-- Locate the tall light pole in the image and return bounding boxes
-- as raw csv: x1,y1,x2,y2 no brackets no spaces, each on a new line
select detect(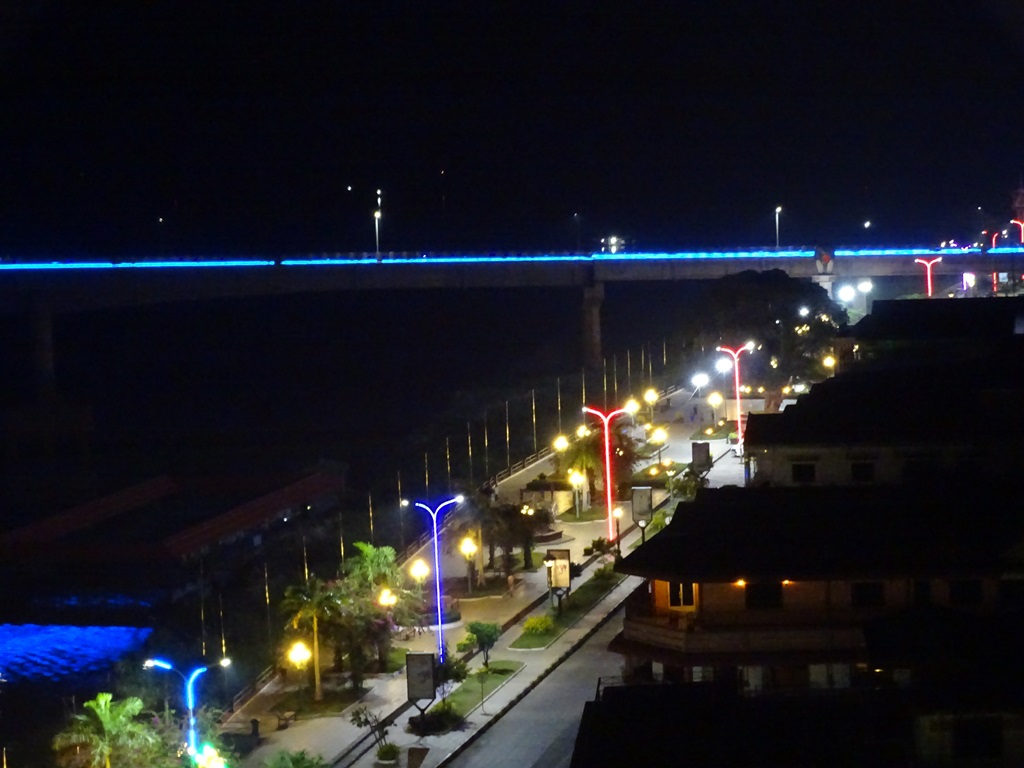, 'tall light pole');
373,209,382,257
582,400,640,543
569,469,585,519
414,495,464,661
144,657,230,756
716,342,755,451
459,536,477,594
775,206,782,249
914,256,942,298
